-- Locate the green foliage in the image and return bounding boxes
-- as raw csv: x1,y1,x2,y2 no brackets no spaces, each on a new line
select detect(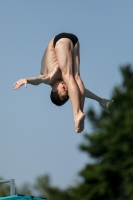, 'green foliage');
74,65,133,200
0,177,10,197
33,174,75,200
16,183,33,196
